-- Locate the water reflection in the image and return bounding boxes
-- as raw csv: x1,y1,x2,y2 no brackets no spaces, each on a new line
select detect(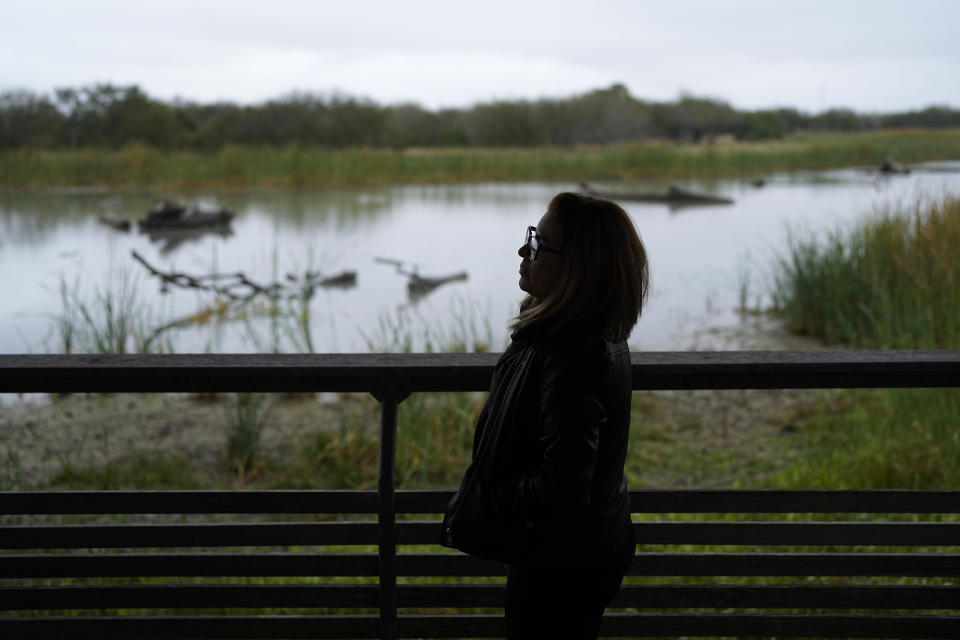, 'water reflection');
239,187,396,232
144,226,235,255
